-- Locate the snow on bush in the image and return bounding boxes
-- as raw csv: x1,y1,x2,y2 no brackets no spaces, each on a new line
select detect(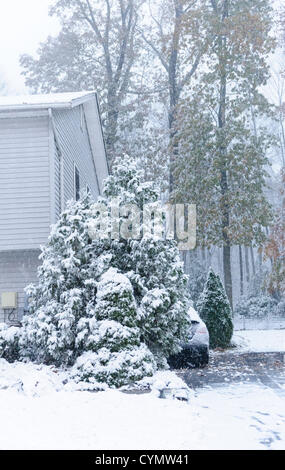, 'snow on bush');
19,195,98,366
275,299,285,317
71,268,155,388
0,324,20,362
95,157,191,364
234,266,283,319
235,294,278,319
187,258,208,309
71,345,155,389
131,237,190,367
197,268,233,349
6,156,190,388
